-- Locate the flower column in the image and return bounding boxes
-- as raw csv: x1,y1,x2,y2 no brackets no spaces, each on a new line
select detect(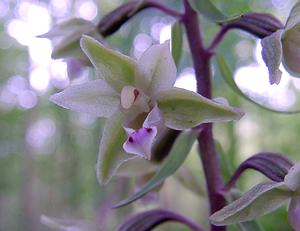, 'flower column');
182,1,226,231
